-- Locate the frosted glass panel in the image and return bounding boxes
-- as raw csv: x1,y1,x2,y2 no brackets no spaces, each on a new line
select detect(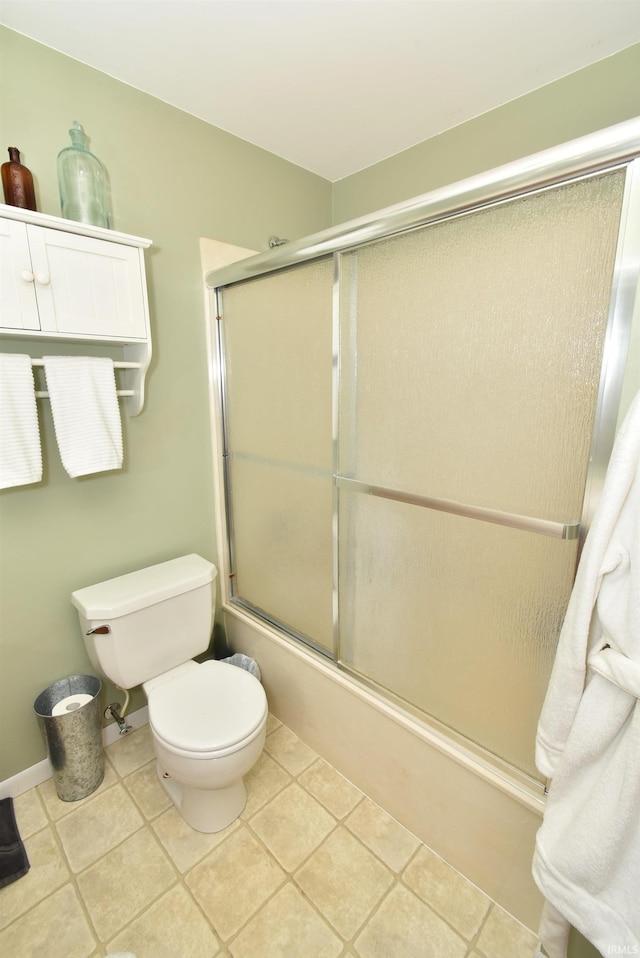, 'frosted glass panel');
224,260,334,471
230,458,334,651
339,171,625,521
221,259,334,652
338,492,578,778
